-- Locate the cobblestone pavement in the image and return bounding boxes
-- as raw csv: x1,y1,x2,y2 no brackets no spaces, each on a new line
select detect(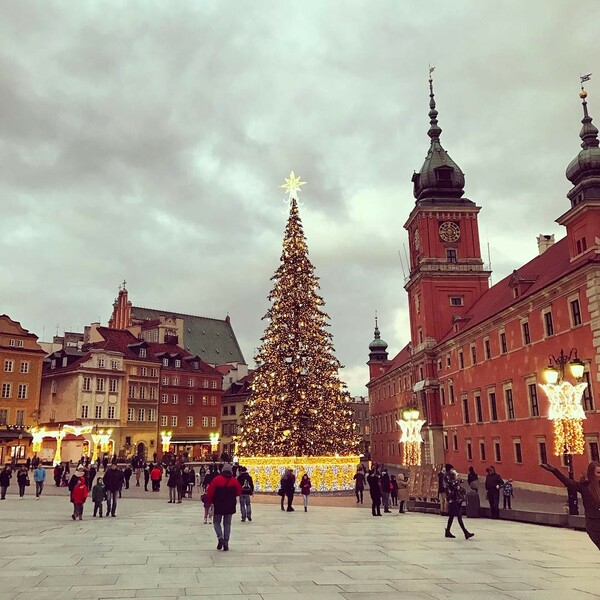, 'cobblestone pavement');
0,489,598,600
